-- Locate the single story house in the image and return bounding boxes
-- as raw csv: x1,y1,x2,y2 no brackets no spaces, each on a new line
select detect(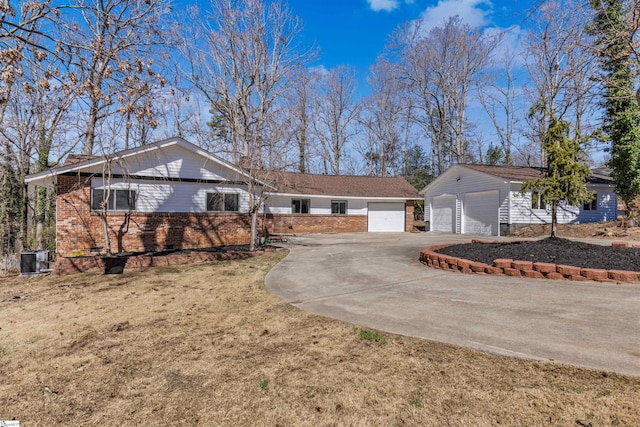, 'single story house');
25,137,421,257
420,164,617,236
